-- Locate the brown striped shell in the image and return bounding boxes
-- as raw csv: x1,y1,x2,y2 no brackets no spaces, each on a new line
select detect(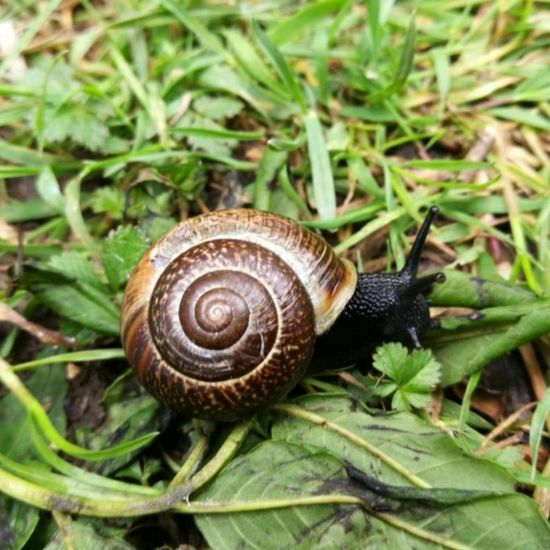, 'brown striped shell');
120,209,357,420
